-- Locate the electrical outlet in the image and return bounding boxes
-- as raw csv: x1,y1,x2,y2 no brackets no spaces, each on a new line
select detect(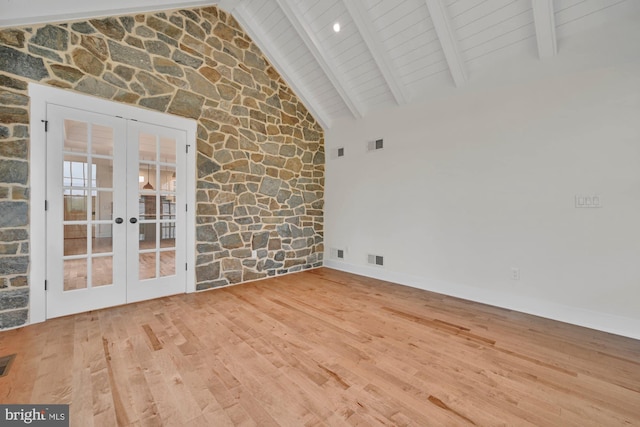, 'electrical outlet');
252,250,258,258
511,268,520,281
